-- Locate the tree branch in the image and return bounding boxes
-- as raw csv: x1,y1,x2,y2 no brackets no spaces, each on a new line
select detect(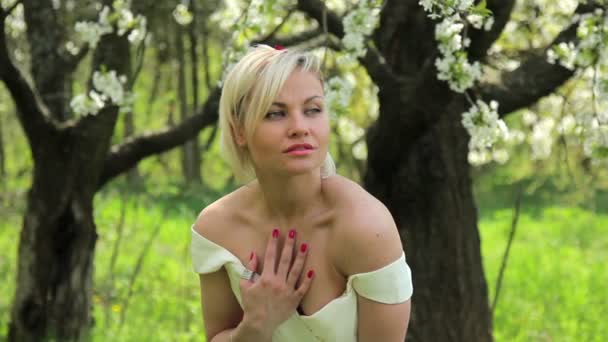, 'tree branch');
296,0,400,90
254,27,324,48
468,0,517,61
0,8,54,149
296,0,344,38
478,3,601,117
254,8,295,44
22,0,73,120
98,88,221,188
